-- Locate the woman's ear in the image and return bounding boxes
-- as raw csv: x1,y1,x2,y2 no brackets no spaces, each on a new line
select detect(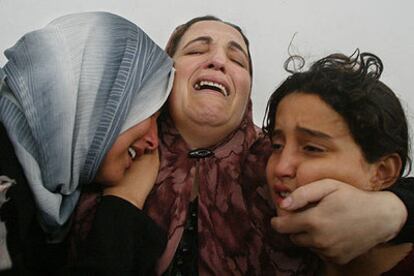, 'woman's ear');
370,153,402,190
